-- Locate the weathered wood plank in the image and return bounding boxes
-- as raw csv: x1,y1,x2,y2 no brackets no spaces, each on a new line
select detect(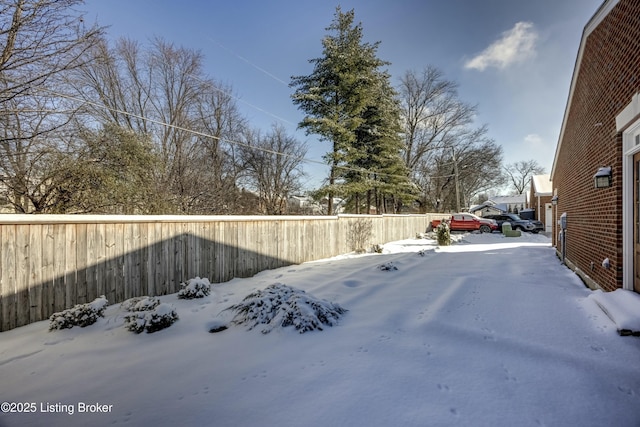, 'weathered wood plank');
15,225,30,327
75,223,88,304
52,224,67,313
28,224,42,323
41,224,55,320
1,225,16,331
64,224,77,309
104,223,118,304
157,222,169,296
124,224,142,302
139,222,151,297
95,223,106,299
172,223,184,292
